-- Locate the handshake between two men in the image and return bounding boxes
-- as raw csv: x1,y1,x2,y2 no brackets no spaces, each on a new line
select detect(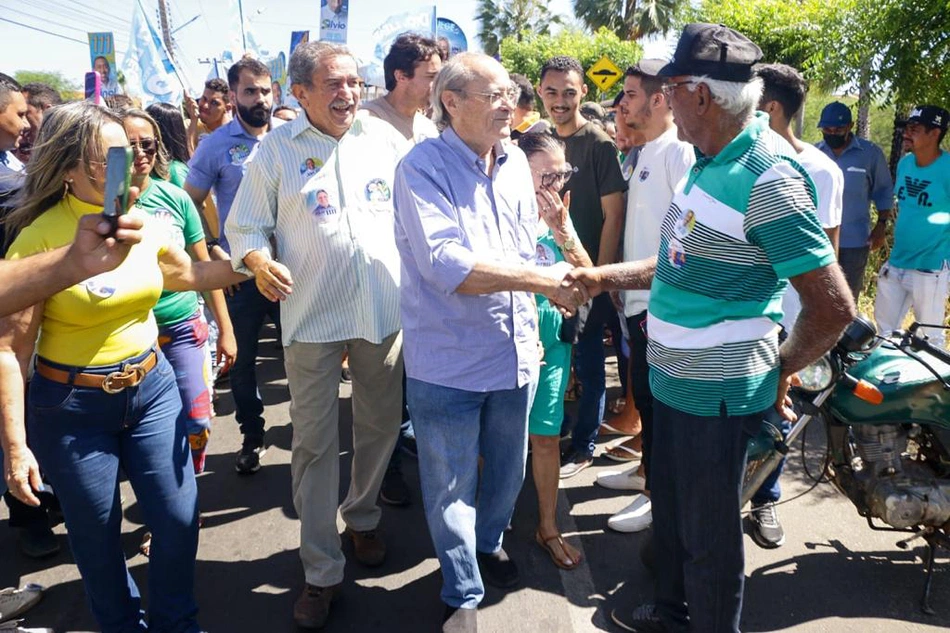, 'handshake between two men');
539,257,659,318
